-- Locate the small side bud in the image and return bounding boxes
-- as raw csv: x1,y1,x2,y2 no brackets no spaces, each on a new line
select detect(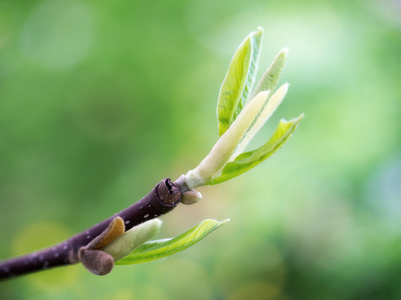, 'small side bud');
78,248,114,276
181,190,202,205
